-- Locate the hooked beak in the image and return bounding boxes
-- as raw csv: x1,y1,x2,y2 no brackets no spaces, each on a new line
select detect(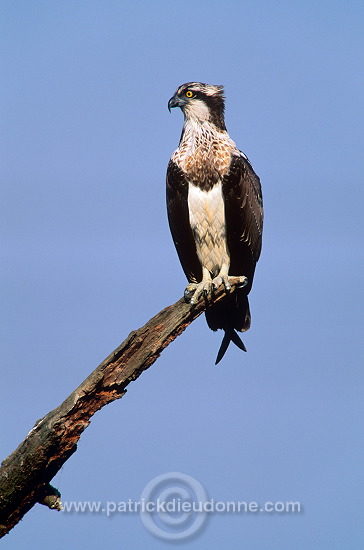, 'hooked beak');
168,94,186,112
